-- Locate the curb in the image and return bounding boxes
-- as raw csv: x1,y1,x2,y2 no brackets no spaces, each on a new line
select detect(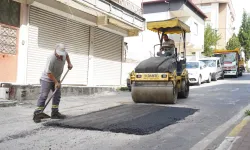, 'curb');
190,104,250,150
215,116,250,150
0,100,17,107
